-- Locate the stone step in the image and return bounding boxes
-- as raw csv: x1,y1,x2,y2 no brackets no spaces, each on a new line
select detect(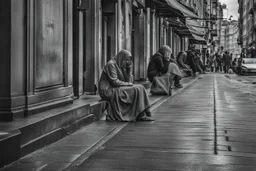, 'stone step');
20,114,95,156
0,96,107,168
0,130,20,168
